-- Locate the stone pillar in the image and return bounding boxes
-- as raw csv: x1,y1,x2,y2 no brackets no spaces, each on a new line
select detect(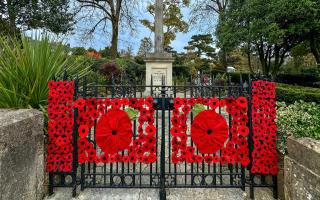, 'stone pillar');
284,137,320,200
145,0,173,90
0,109,45,200
155,0,164,53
